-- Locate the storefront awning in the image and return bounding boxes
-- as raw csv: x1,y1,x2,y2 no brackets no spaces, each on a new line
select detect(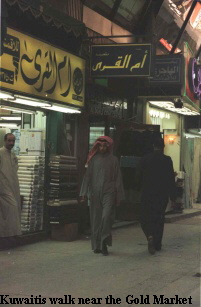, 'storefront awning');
148,99,200,116
5,0,86,38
